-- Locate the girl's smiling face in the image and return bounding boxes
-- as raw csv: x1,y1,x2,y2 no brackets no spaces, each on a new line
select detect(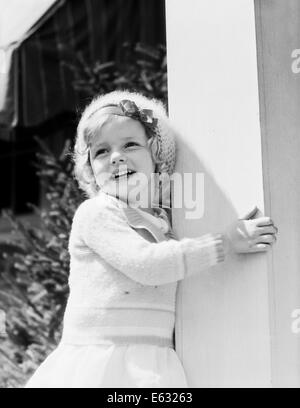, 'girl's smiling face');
89,115,156,207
